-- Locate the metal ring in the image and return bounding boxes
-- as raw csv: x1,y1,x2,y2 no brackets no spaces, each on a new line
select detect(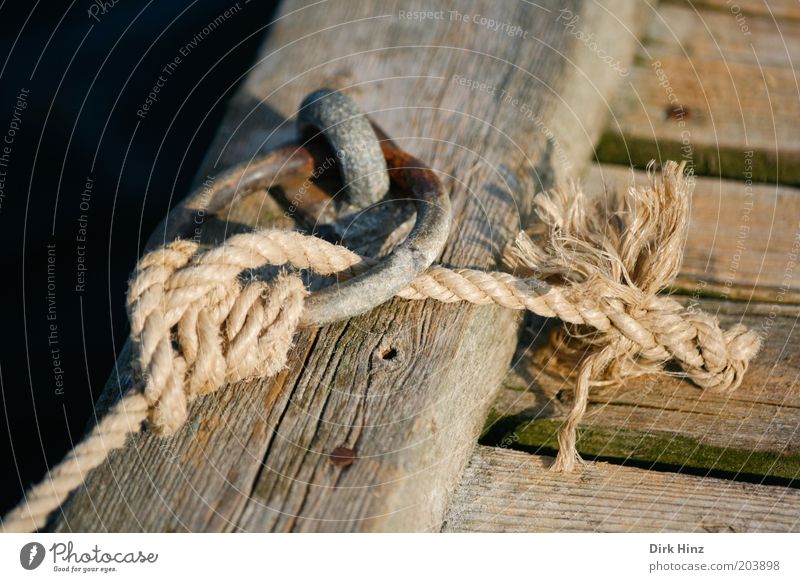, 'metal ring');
155,126,451,328
297,88,389,209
